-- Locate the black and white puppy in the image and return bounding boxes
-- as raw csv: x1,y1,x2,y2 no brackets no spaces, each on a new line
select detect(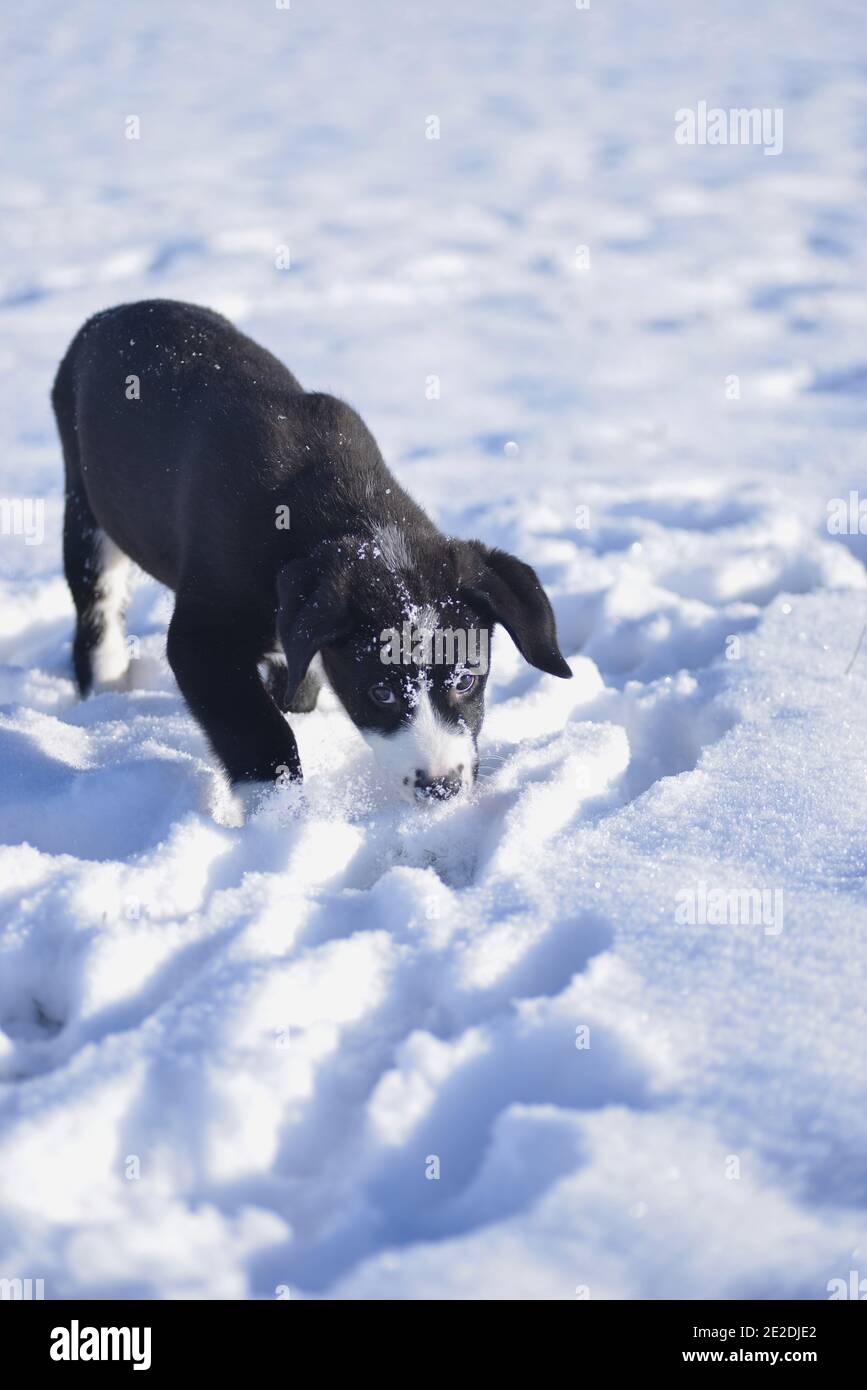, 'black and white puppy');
53,300,571,807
